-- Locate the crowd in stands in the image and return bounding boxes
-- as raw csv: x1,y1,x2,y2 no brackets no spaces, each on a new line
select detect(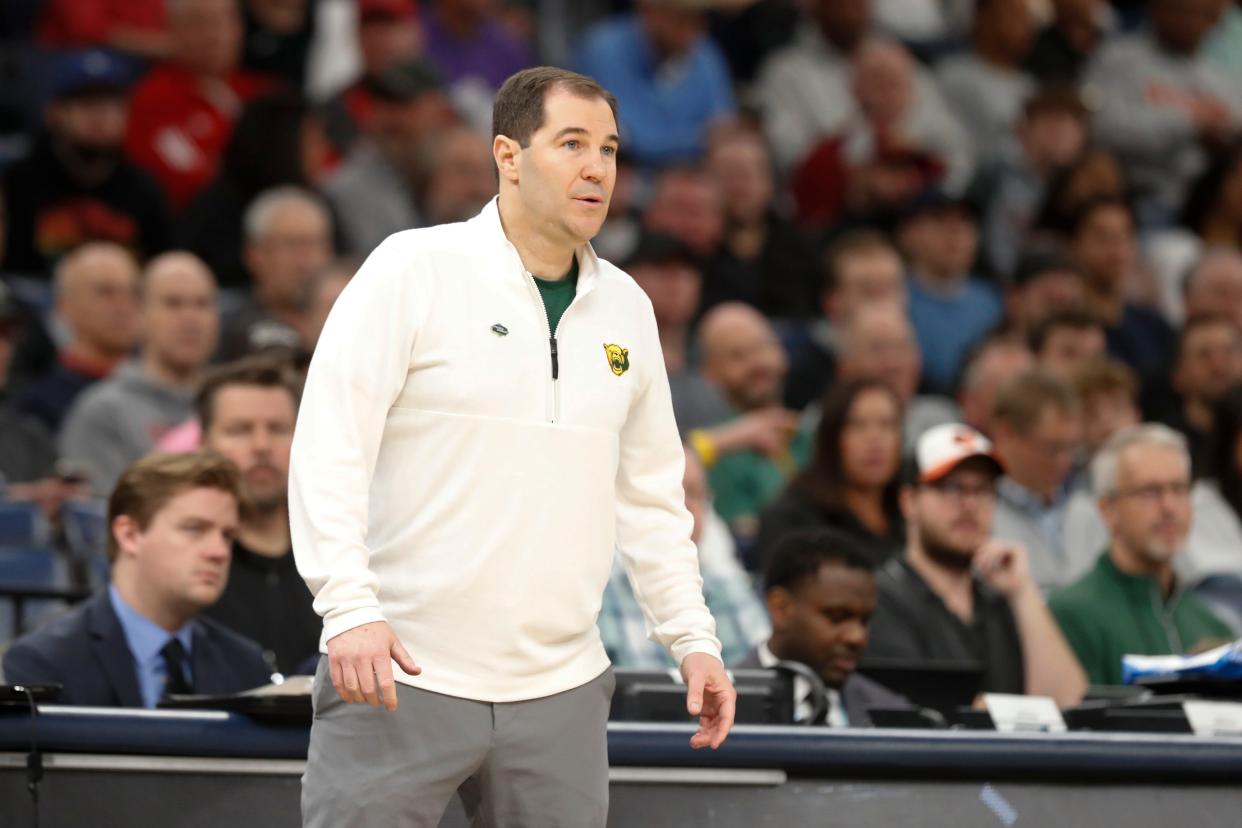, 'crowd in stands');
2,0,1242,724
